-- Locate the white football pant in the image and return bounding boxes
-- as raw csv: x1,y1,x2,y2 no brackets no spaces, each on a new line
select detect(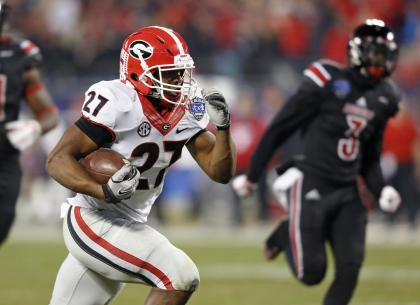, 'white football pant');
49,204,200,305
